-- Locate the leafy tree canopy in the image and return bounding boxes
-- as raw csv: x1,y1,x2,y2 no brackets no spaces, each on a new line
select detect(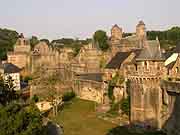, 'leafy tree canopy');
0,102,47,135
93,30,109,51
51,38,91,48
0,28,19,60
30,36,39,50
0,75,19,105
0,75,47,135
147,26,180,50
